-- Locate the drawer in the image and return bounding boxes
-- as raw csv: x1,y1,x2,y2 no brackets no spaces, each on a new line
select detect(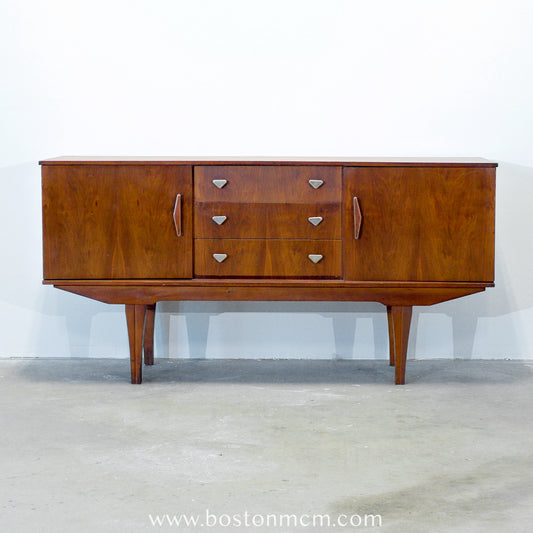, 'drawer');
195,202,341,239
195,165,341,203
194,239,342,278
